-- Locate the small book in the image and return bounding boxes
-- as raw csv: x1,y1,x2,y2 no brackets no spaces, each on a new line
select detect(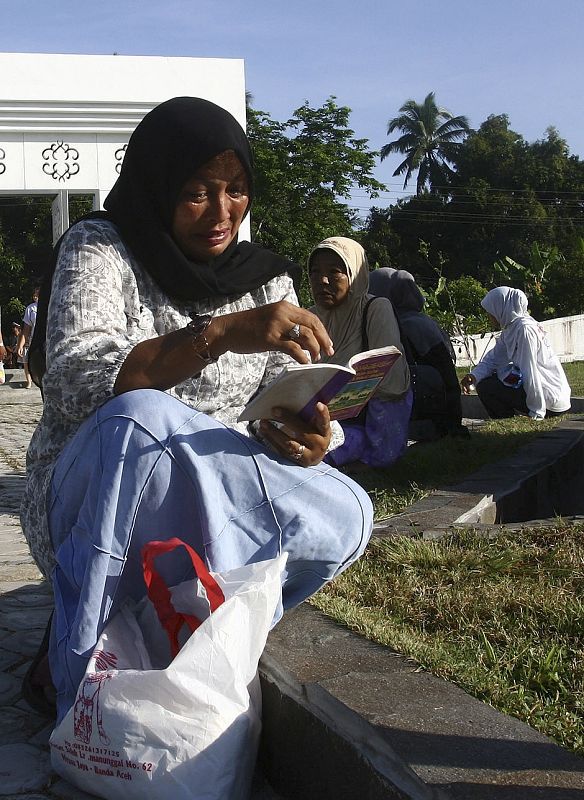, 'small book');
237,346,402,423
